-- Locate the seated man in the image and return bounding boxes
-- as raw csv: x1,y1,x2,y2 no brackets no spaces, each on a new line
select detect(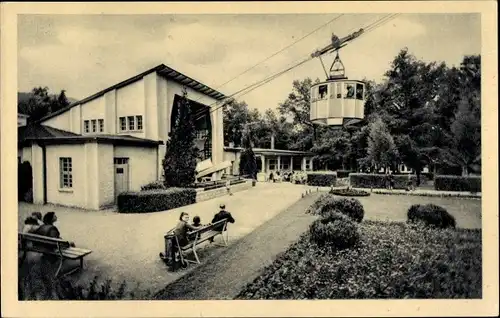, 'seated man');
209,204,235,242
